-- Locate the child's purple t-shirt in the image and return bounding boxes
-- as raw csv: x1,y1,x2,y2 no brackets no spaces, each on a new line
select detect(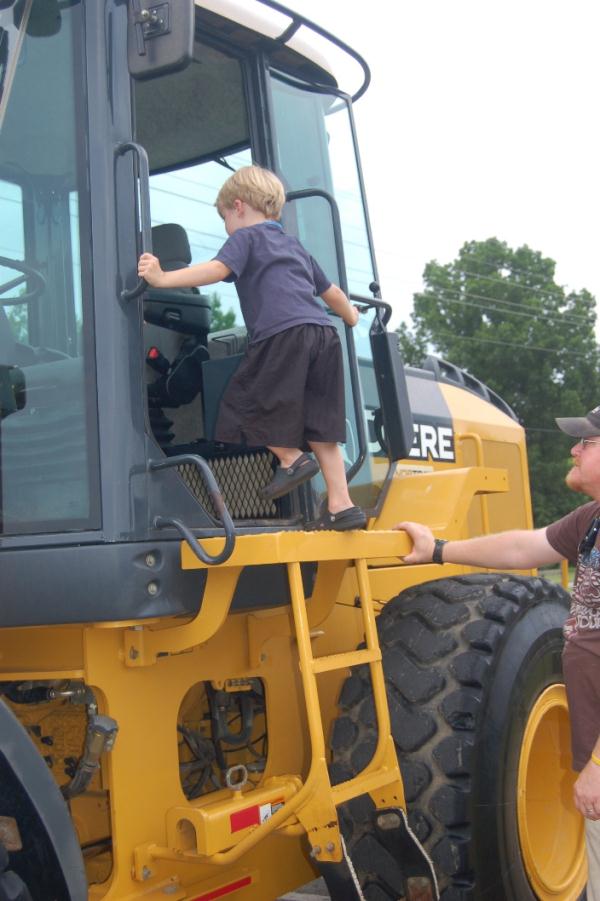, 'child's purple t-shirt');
214,221,333,344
